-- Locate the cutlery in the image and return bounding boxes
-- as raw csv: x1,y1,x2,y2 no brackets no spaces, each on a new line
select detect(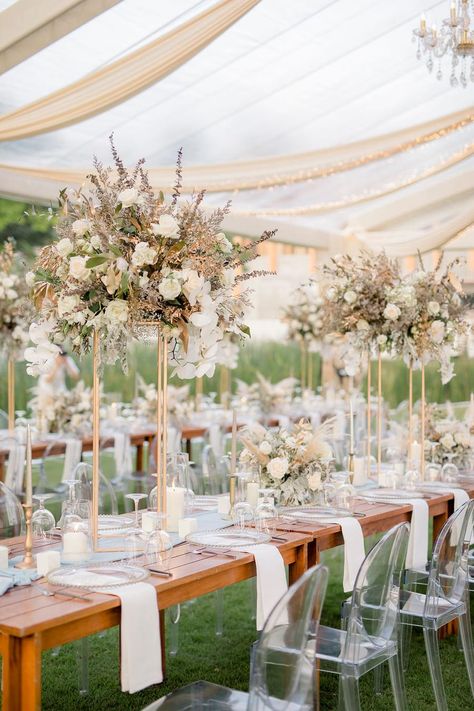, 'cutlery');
30,581,91,601
270,535,287,542
147,567,173,577
192,547,237,559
